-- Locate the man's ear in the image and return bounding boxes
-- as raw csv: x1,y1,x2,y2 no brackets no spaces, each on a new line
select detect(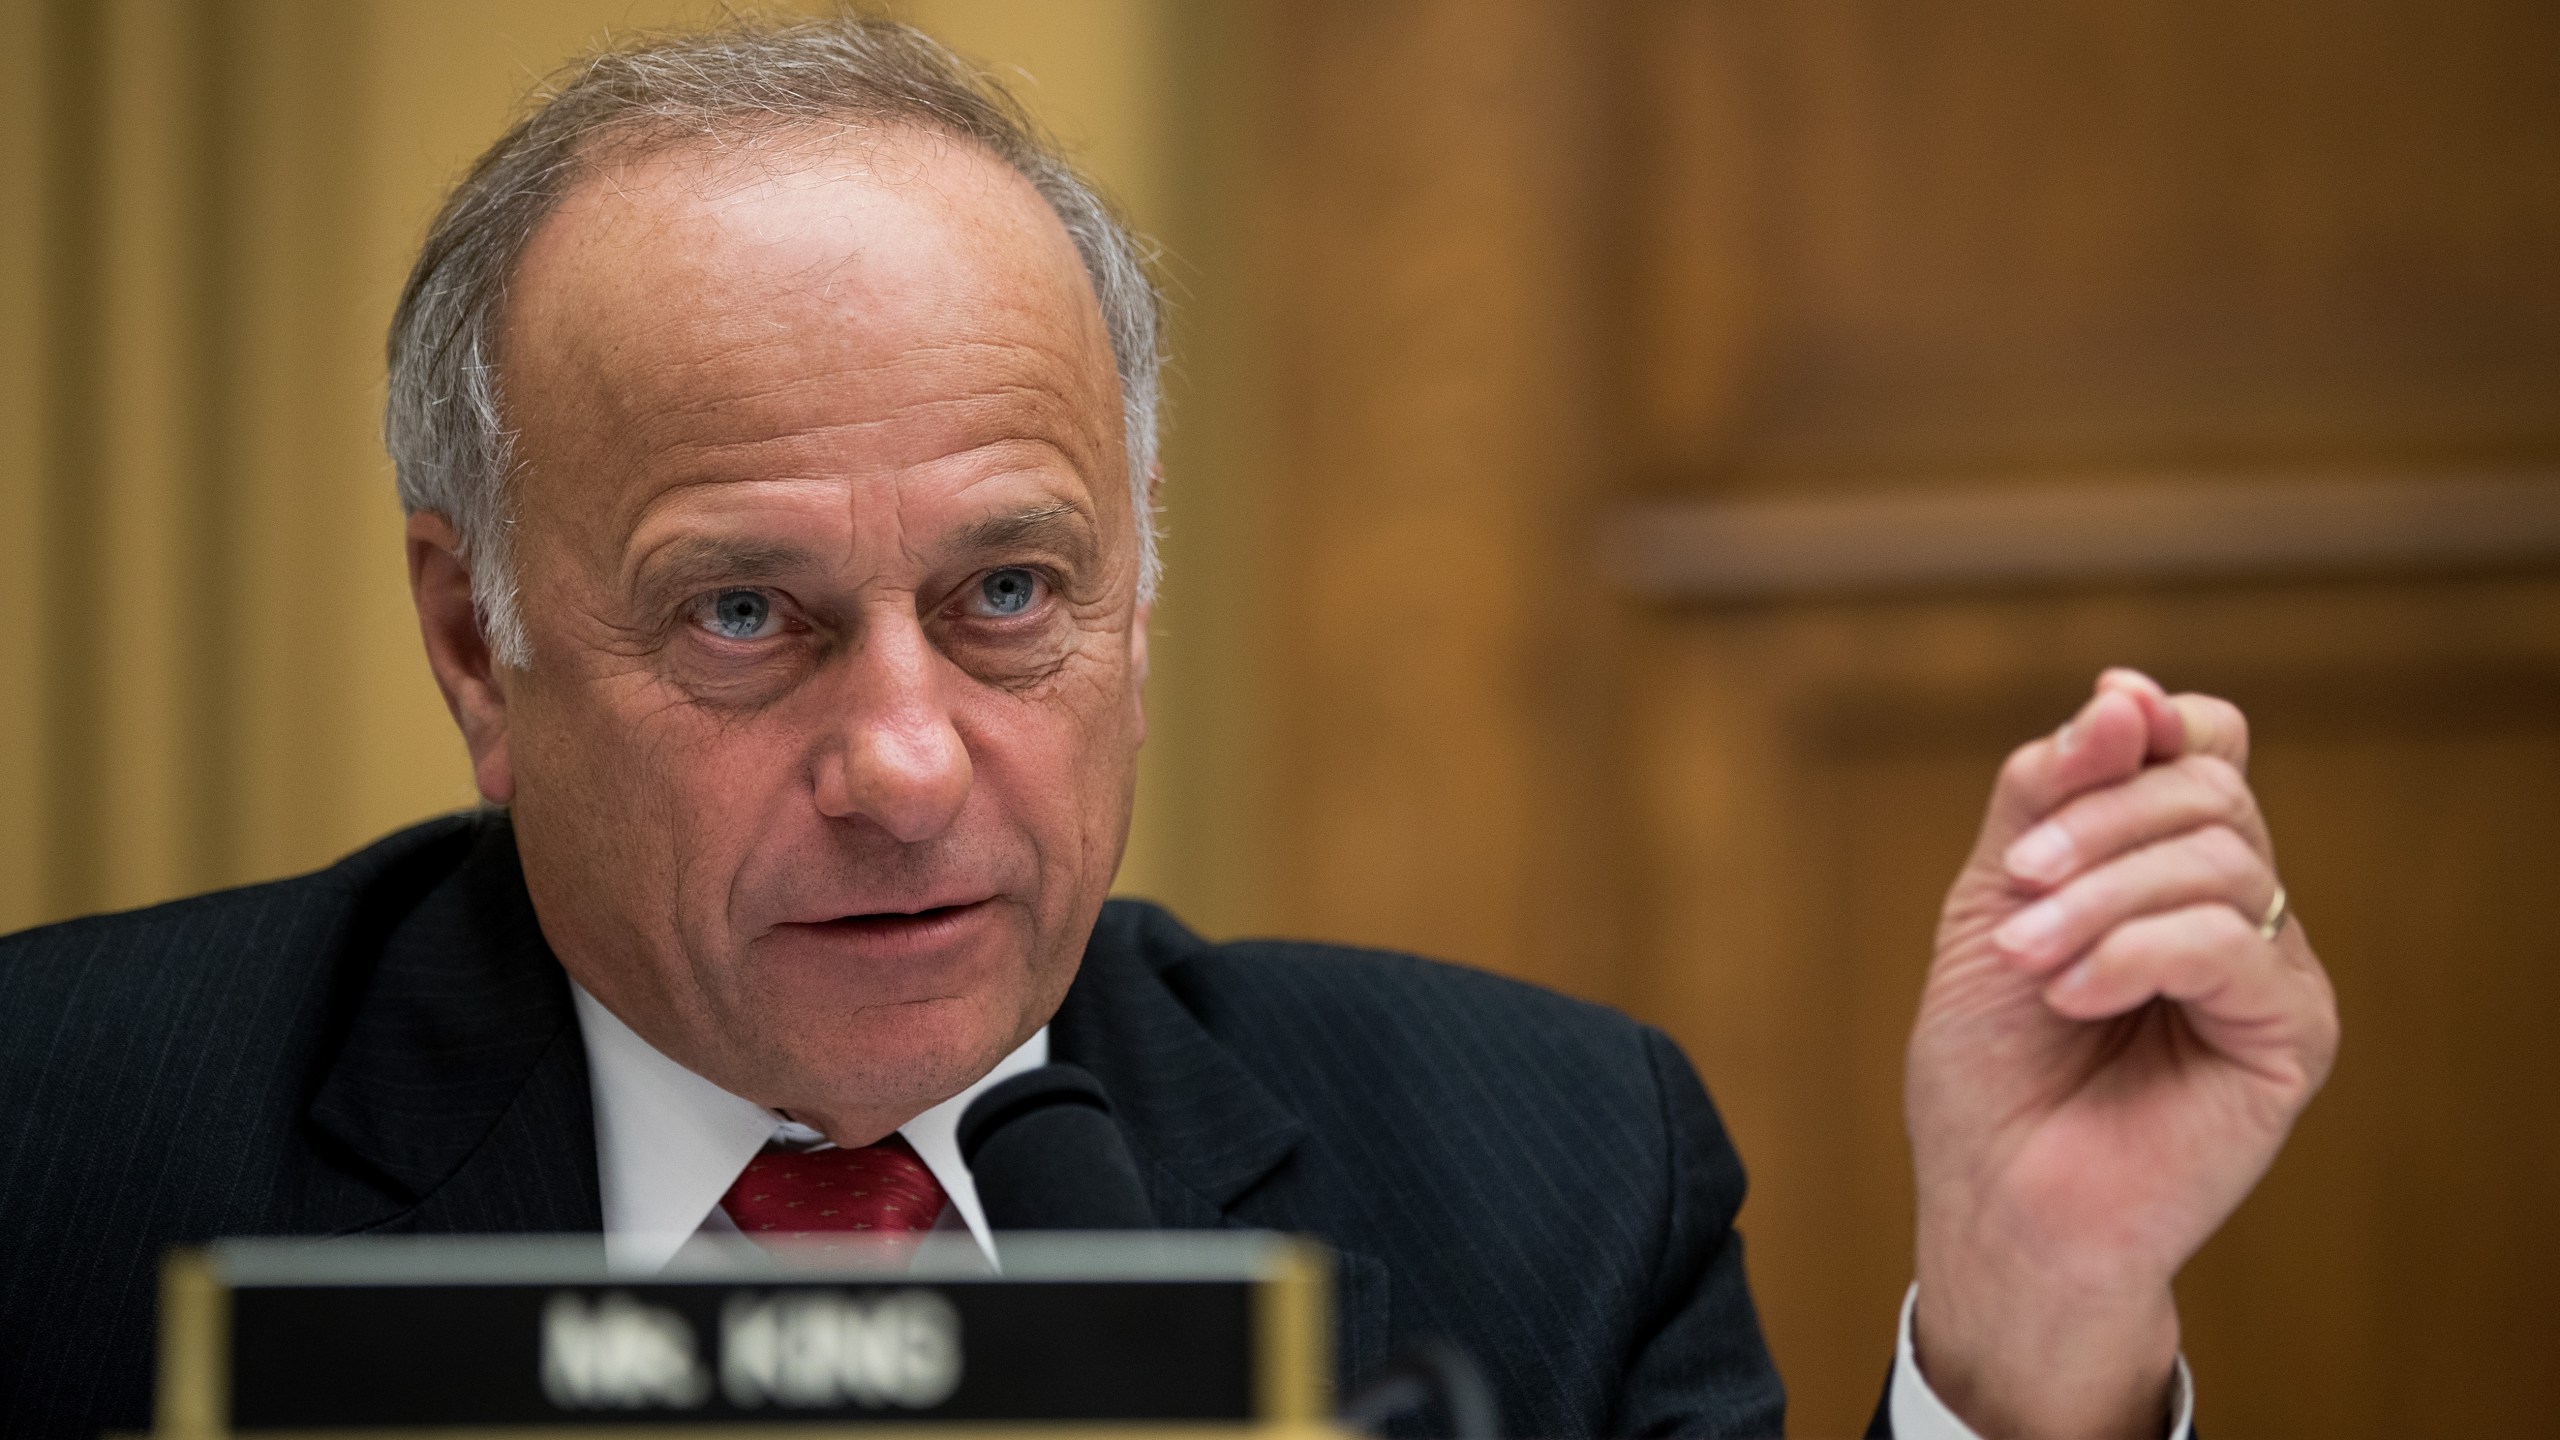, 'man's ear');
407,511,517,804
1126,460,1163,742
1127,596,1153,746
